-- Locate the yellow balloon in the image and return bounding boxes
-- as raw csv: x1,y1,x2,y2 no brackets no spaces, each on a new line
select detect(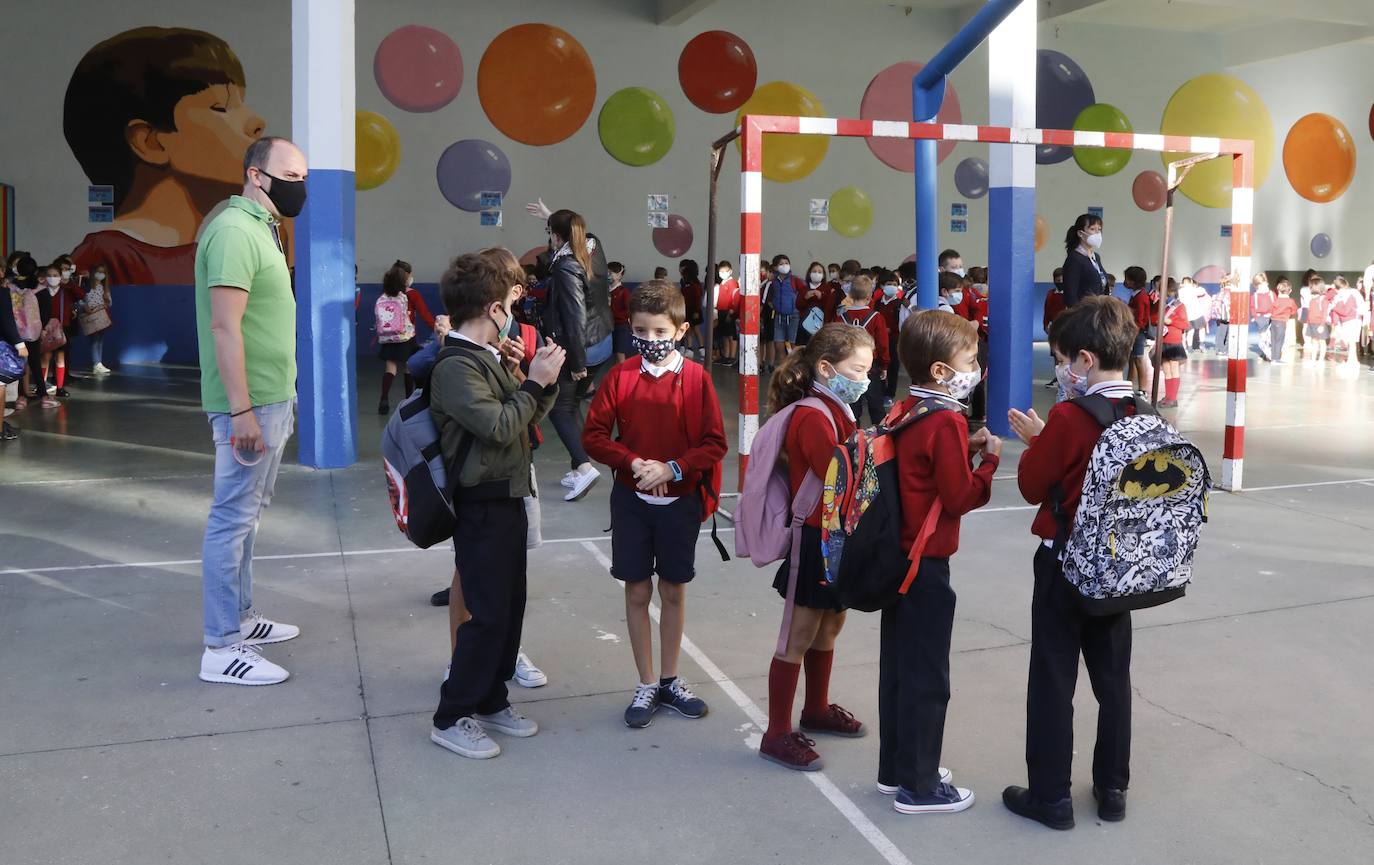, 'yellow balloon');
356,110,400,191
829,187,873,238
735,81,828,183
1159,74,1273,209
